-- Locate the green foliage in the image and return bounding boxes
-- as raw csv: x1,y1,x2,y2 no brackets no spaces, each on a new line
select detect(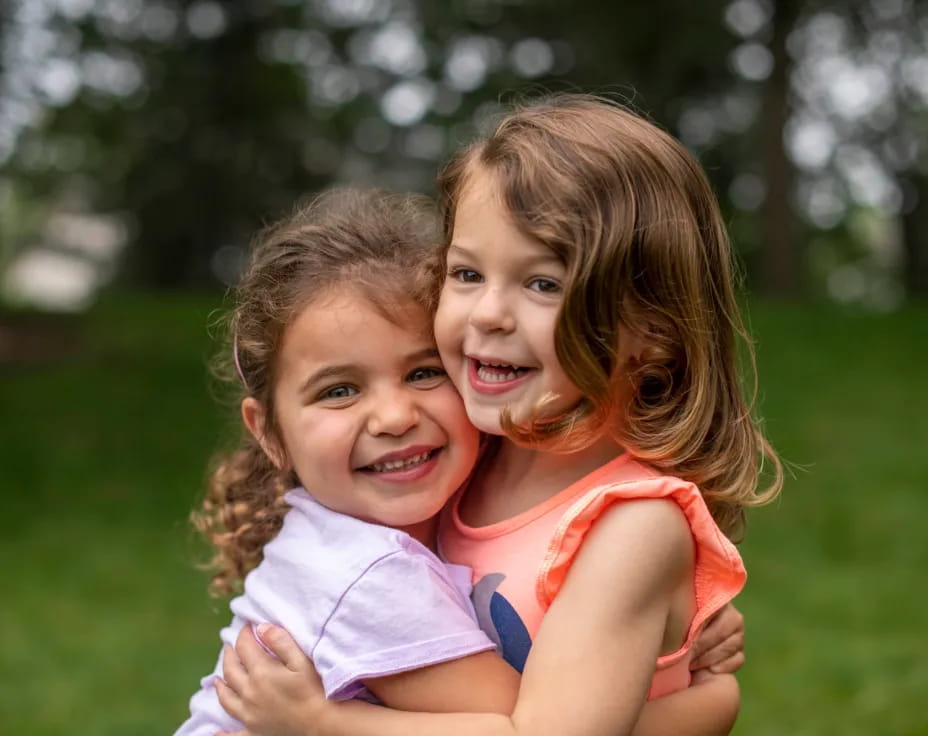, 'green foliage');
0,294,226,732
736,302,928,735
1,295,926,733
